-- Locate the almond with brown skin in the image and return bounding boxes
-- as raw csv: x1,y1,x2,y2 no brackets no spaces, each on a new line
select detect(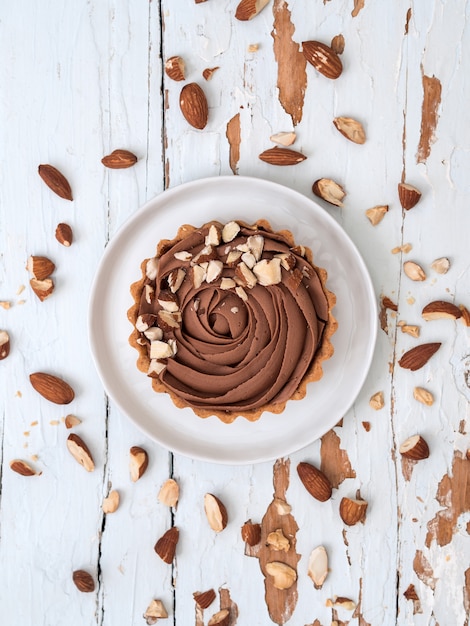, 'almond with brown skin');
65,414,81,429
165,55,186,81
297,461,332,502
398,182,421,210
204,493,228,532
330,33,345,55
67,434,95,472
241,520,261,546
339,497,368,525
55,223,73,247
30,277,54,302
10,459,38,476
459,304,470,327
0,330,10,360
202,66,219,81
30,372,75,404
101,149,137,169
179,83,208,130
333,116,366,144
154,526,179,563
302,40,343,79
129,446,148,481
259,147,307,166
193,588,216,609
312,178,346,206
421,300,462,321
399,434,430,460
72,569,95,593
26,255,55,280
235,0,270,20
398,343,441,371
38,164,73,201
